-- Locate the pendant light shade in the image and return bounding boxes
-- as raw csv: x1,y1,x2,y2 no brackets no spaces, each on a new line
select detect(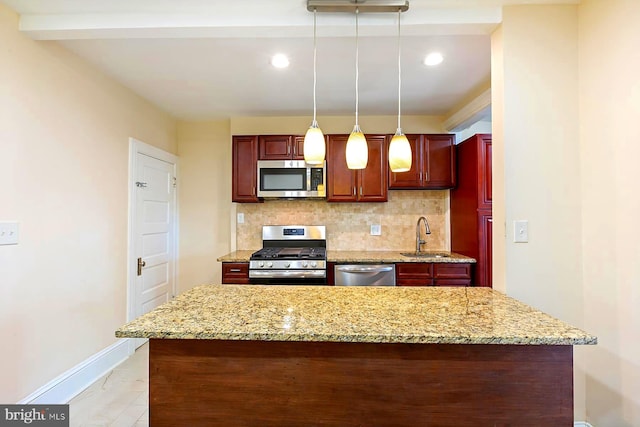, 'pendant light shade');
346,125,368,169
388,8,412,173
303,8,325,165
346,8,368,170
389,131,412,172
304,120,325,164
